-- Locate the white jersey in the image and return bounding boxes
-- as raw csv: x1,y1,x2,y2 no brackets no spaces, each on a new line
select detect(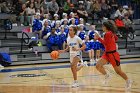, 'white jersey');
67,35,83,56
